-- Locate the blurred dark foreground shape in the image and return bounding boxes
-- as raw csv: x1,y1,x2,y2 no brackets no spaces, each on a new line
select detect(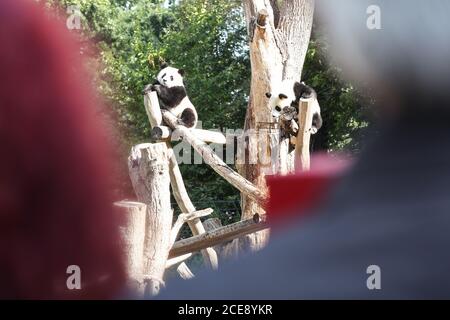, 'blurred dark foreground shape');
159,0,450,299
0,0,125,298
